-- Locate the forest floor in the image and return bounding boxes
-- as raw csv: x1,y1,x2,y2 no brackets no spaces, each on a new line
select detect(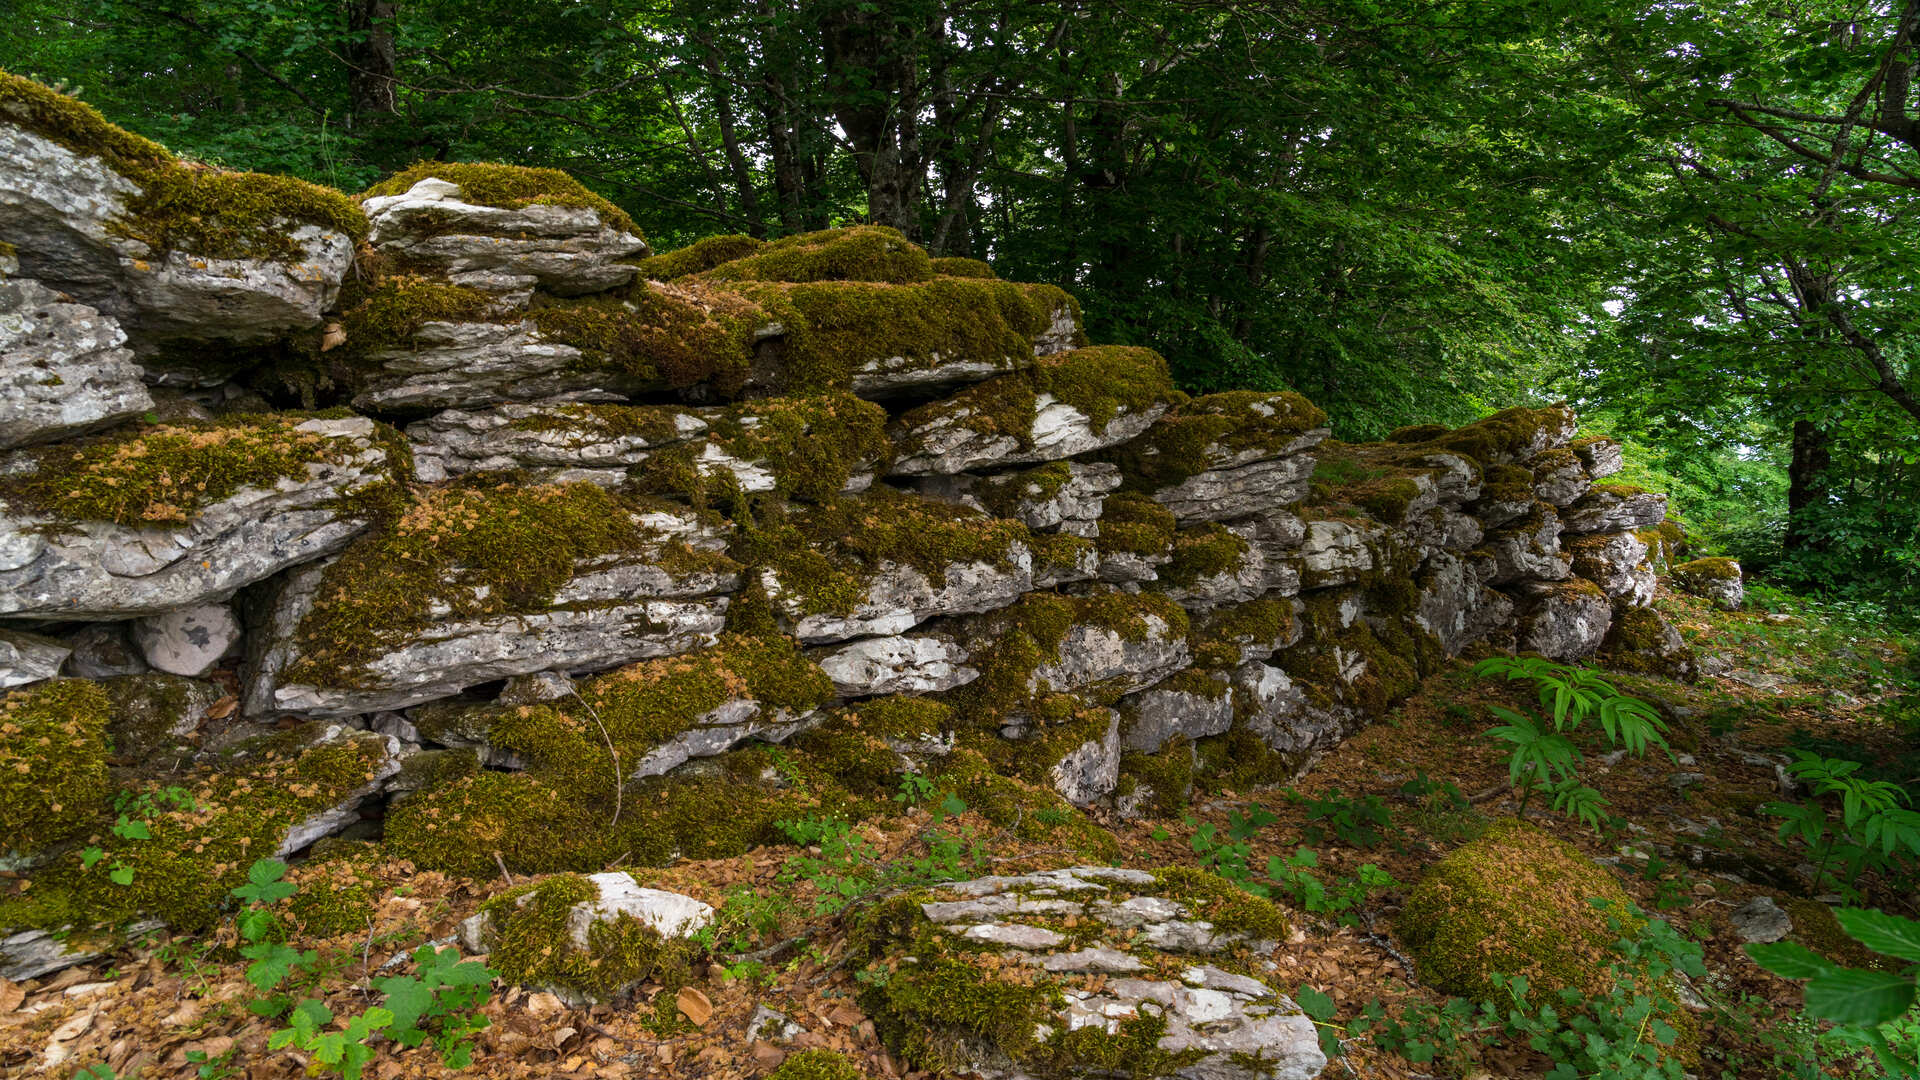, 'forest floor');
2,584,1915,1080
